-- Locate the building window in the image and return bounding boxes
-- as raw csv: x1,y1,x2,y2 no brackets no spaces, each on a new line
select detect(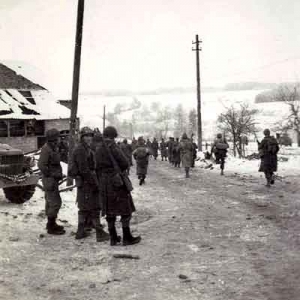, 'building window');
26,120,45,136
10,120,25,137
0,121,8,137
18,90,36,105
